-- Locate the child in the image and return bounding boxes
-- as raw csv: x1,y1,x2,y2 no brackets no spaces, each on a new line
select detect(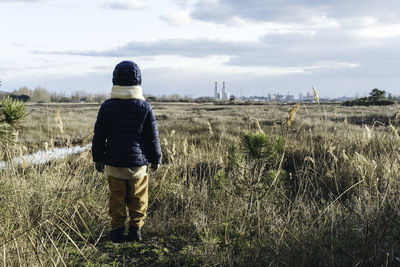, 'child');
92,60,161,243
